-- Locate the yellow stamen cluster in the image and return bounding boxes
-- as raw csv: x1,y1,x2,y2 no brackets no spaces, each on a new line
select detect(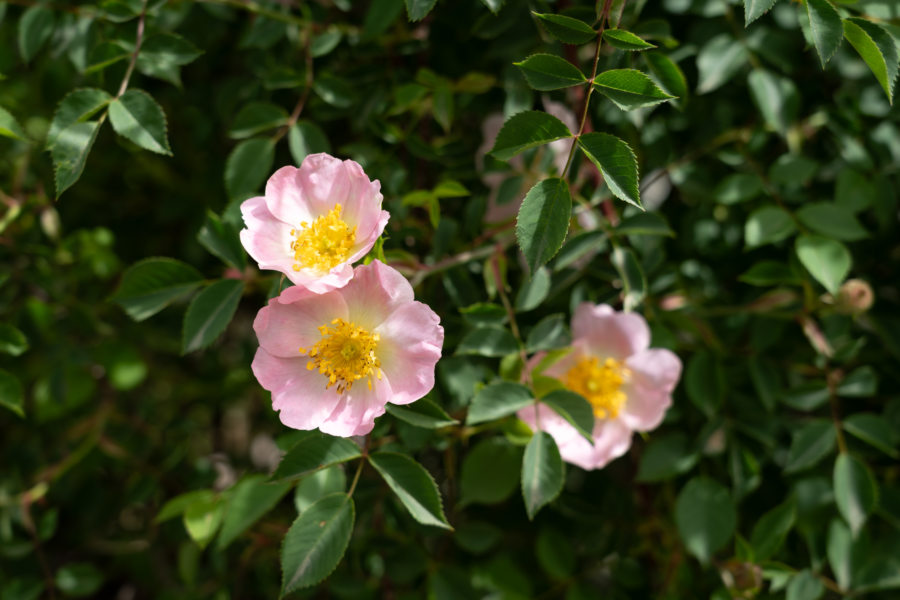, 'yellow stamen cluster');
290,204,357,273
564,357,629,419
299,318,382,394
